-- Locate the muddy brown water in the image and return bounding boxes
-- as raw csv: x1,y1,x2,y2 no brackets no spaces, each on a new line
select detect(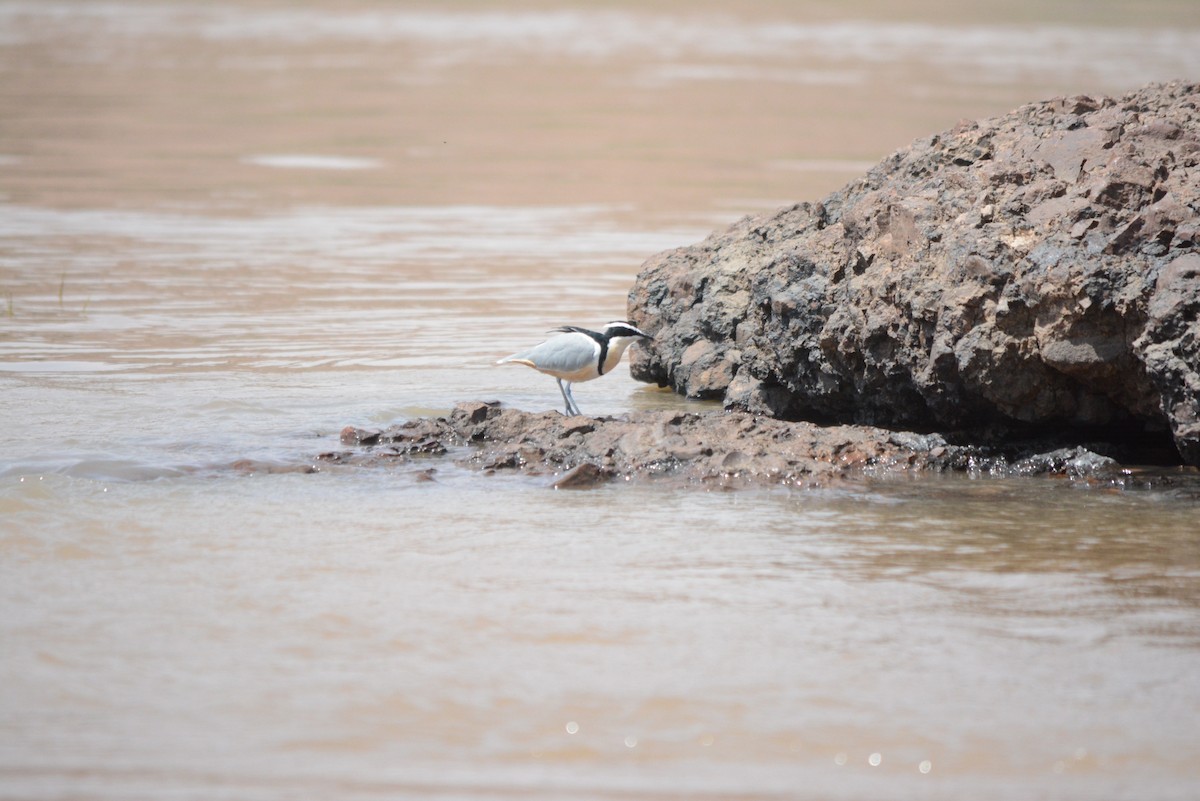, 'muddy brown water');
3,2,1200,799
